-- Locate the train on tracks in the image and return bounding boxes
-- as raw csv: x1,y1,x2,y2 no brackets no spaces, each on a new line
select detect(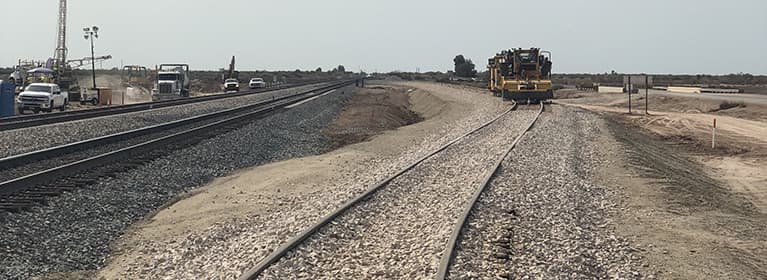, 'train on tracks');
487,48,553,102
